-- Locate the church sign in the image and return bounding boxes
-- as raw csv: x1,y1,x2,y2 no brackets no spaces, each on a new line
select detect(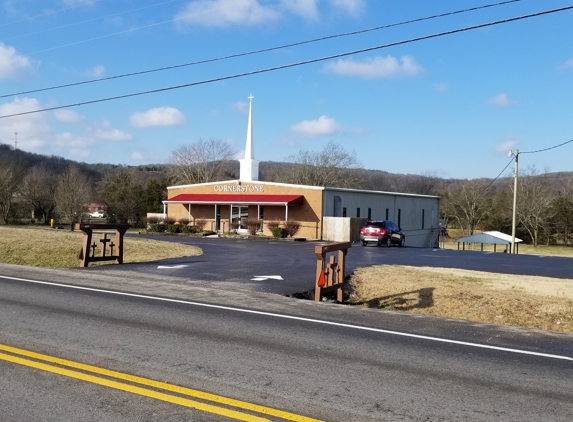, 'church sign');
213,184,265,193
